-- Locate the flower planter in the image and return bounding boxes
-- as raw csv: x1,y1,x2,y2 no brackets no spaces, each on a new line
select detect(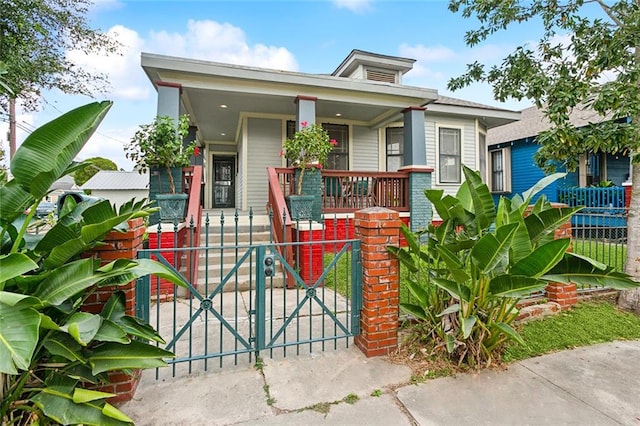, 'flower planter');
156,193,188,222
286,195,315,221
